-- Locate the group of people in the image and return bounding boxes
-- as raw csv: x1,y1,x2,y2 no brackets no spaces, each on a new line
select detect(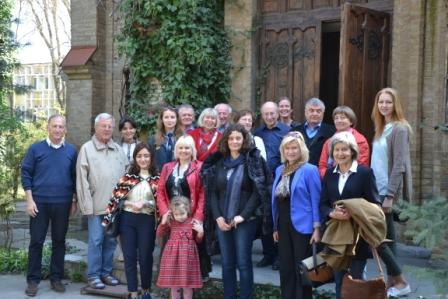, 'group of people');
21,88,412,299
